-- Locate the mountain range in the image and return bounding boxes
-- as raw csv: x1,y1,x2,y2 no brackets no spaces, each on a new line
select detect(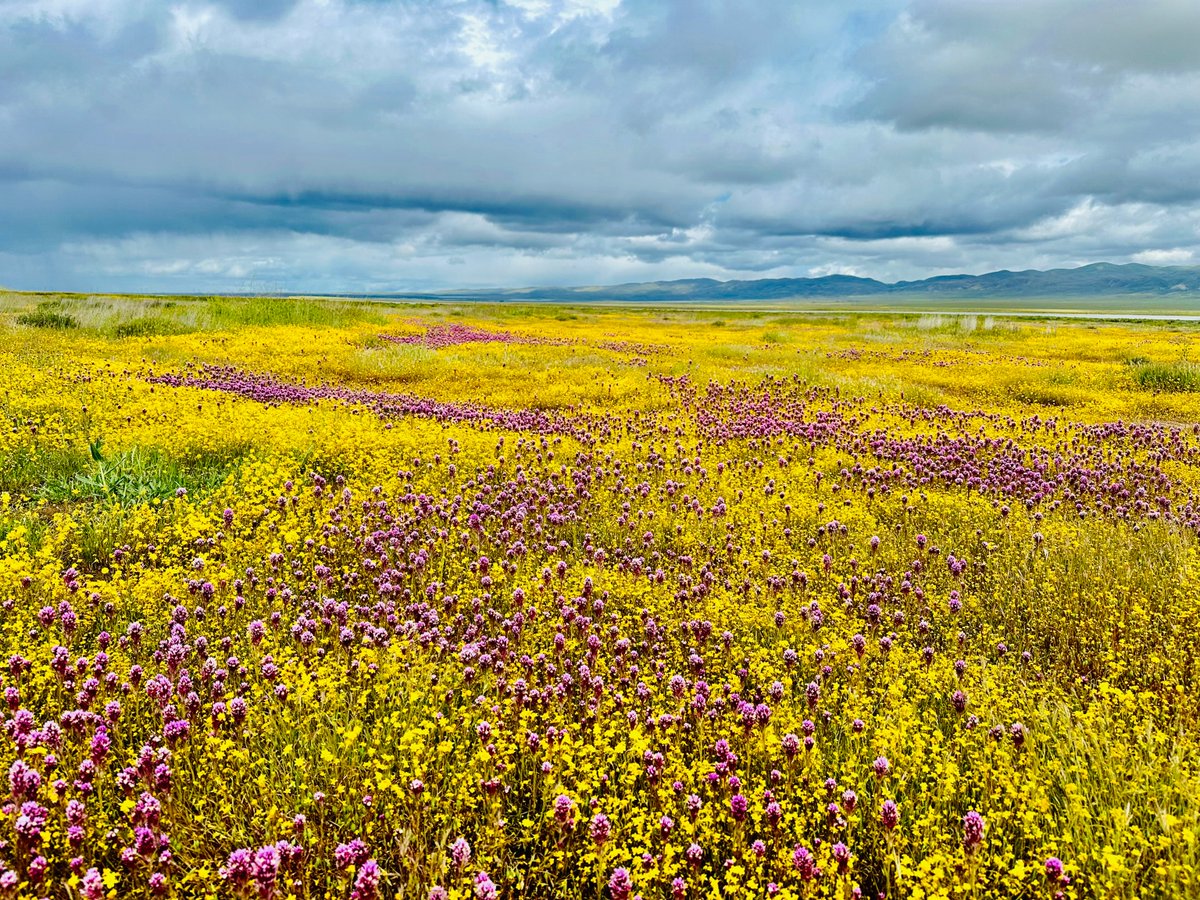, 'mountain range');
401,263,1200,303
